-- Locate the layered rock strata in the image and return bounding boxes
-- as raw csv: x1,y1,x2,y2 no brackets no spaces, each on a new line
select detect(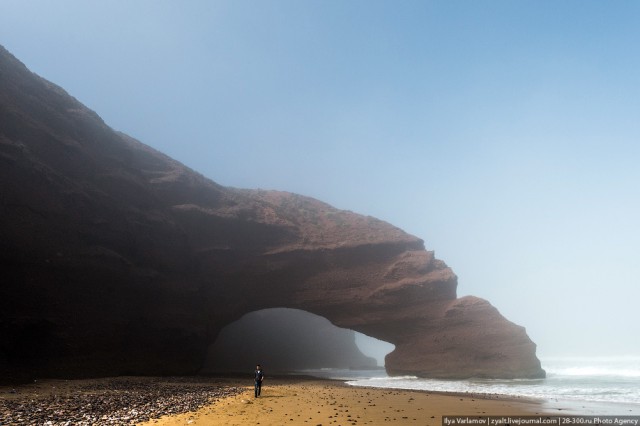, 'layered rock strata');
0,45,544,382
